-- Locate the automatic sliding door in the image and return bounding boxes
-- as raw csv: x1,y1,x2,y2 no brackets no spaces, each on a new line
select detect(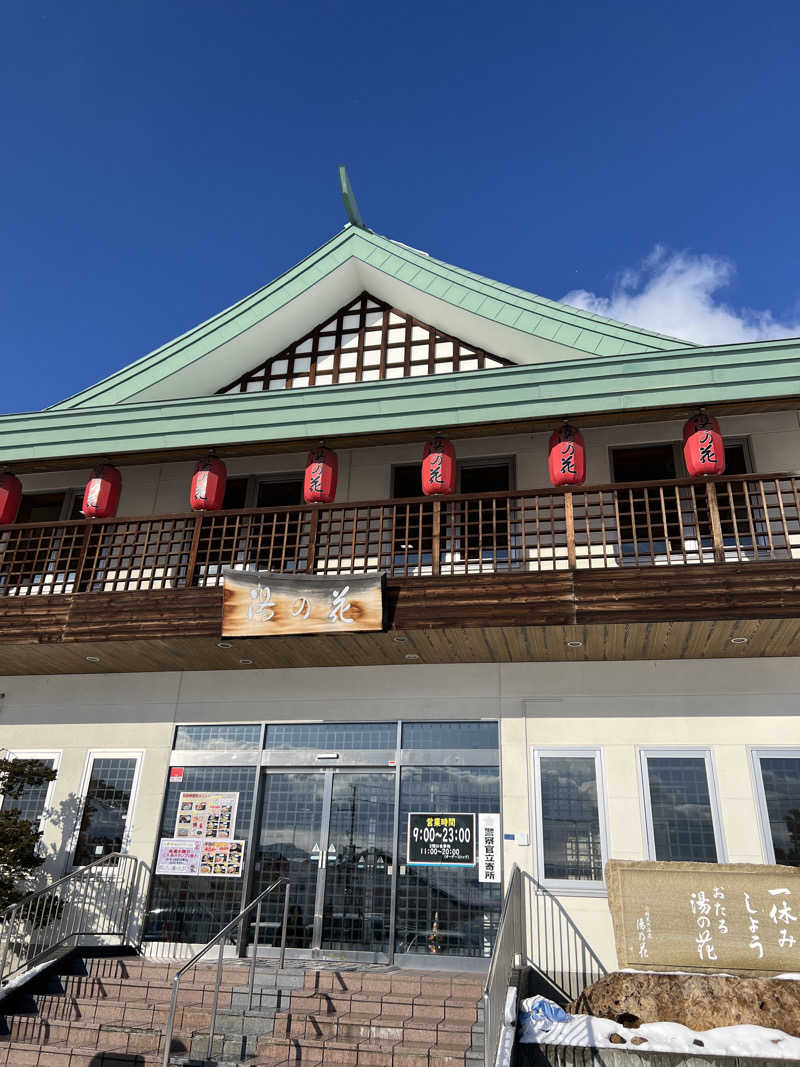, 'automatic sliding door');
321,771,394,954
253,771,324,950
